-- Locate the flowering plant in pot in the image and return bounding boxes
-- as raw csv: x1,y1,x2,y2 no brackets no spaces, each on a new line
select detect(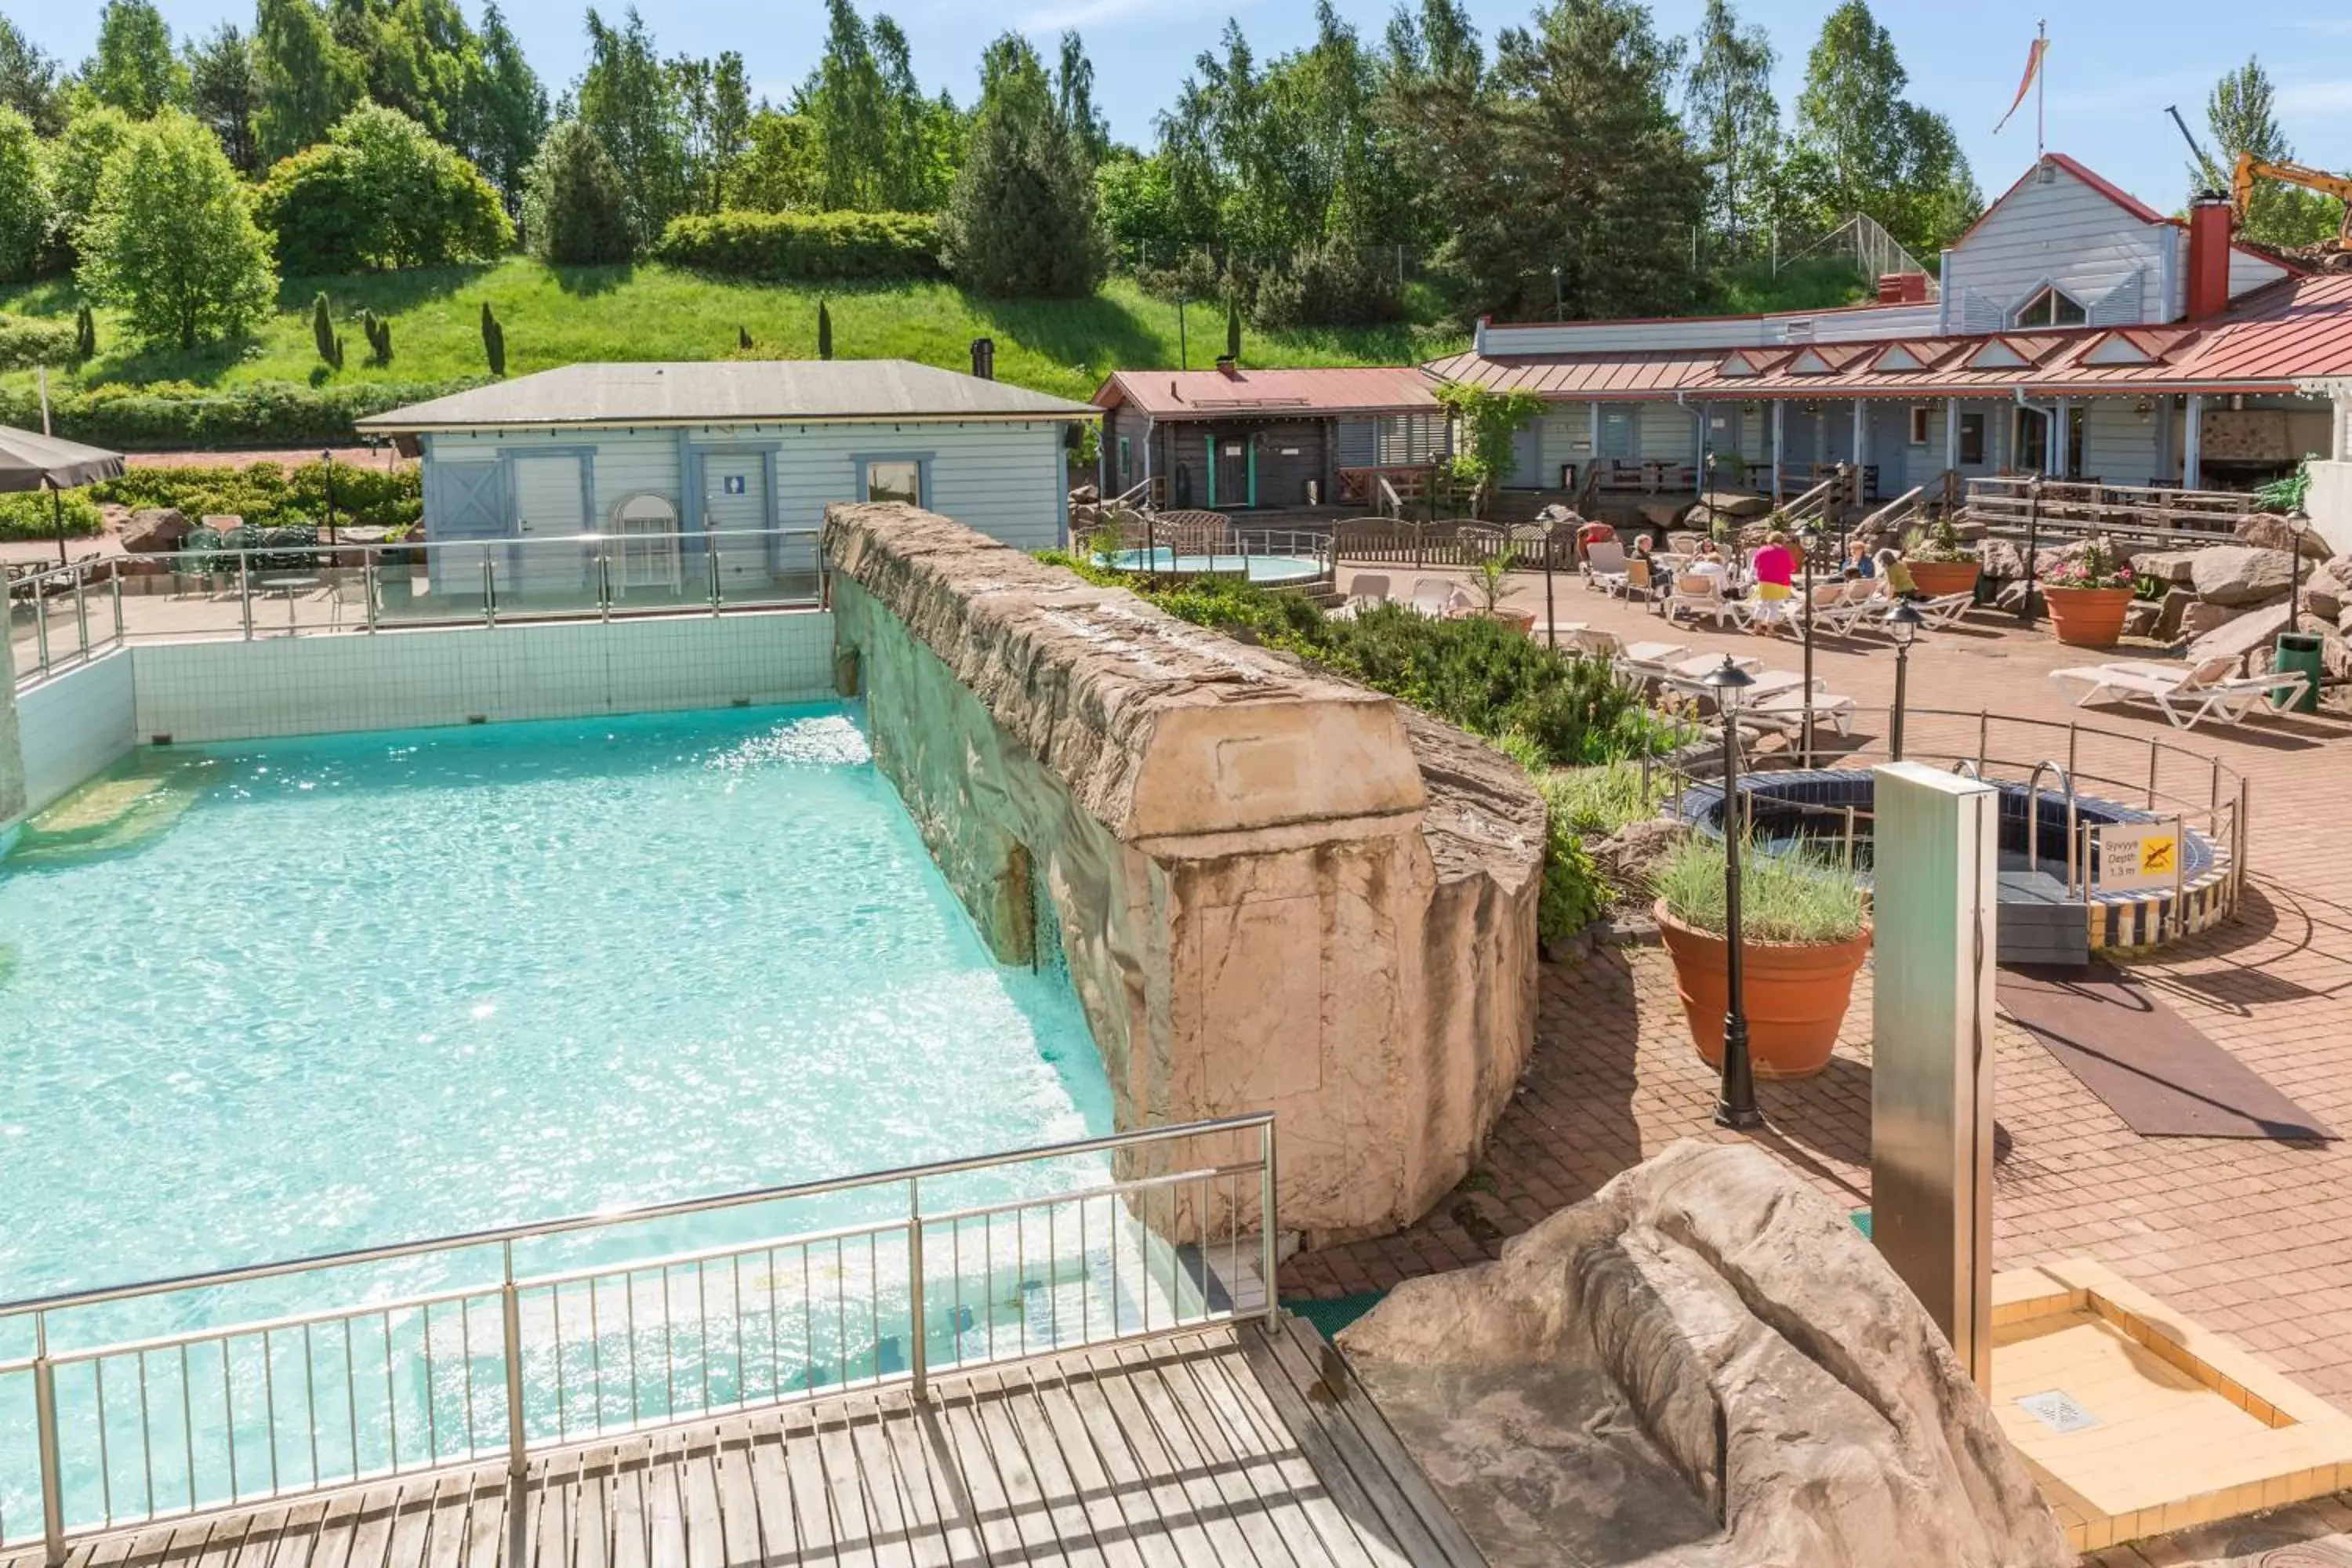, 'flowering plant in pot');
1903,516,1981,599
2038,535,2137,647
1651,834,1871,1080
